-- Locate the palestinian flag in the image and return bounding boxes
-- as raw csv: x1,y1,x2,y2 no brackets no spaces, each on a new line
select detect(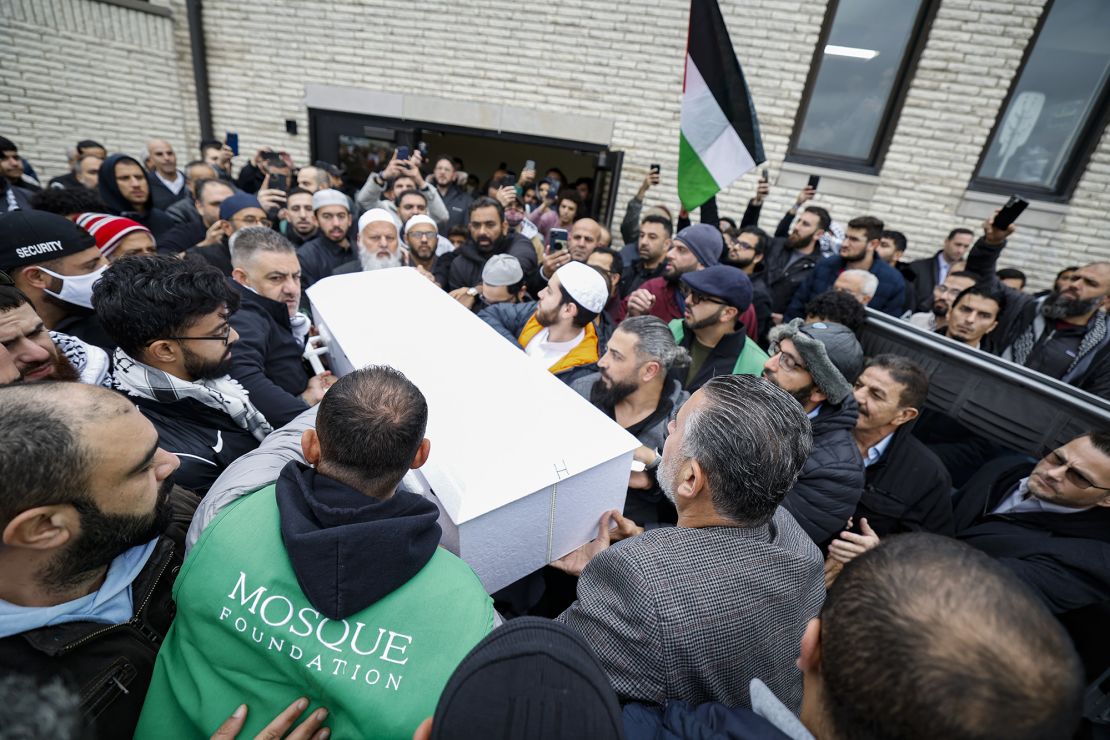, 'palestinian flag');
678,0,765,211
